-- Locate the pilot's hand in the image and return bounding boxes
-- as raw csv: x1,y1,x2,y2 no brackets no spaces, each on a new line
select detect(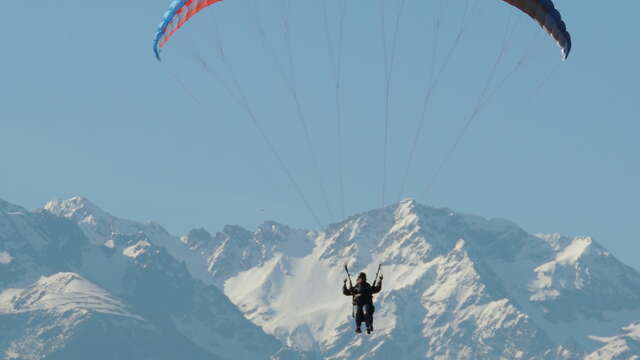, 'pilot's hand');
379,274,384,281
343,278,347,284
